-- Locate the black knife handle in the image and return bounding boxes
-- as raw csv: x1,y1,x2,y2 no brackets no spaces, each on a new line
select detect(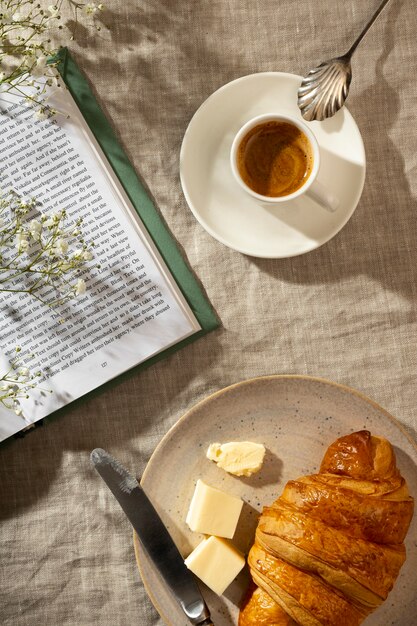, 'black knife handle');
196,620,214,626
